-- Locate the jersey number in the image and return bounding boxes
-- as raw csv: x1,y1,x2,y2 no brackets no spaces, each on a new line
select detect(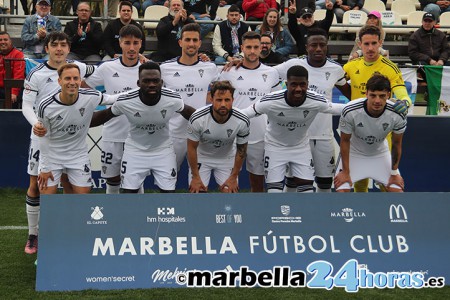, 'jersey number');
29,148,40,162
121,161,127,174
101,151,113,165
264,156,270,168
